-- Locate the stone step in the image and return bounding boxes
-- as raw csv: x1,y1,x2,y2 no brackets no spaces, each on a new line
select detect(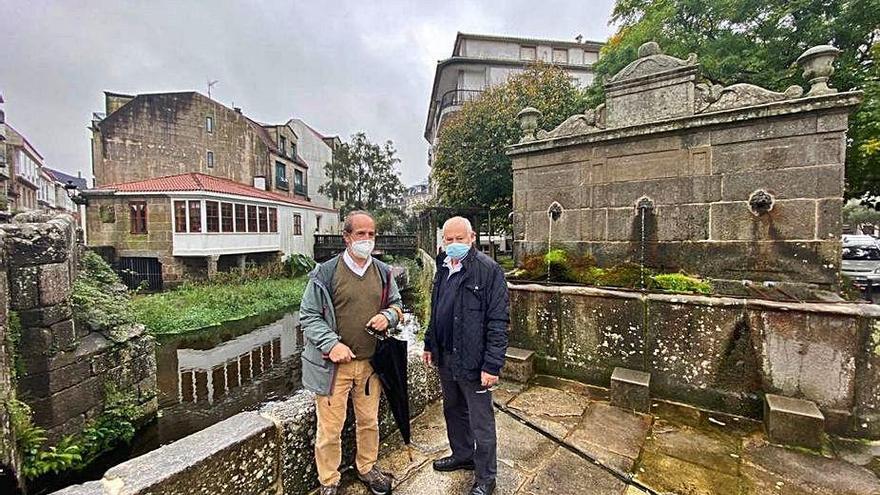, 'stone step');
502,347,535,383
764,394,825,450
610,367,651,413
